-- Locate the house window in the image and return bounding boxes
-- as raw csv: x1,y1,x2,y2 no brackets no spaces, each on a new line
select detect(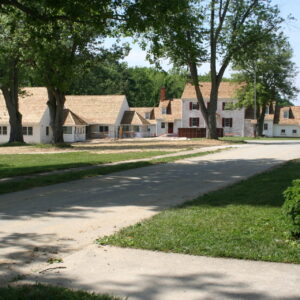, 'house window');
283,111,289,119
161,122,165,129
222,102,233,110
189,118,199,127
63,126,72,134
263,123,268,131
0,126,7,135
46,126,49,136
281,129,286,135
292,129,297,134
133,126,140,132
222,118,233,128
189,102,199,110
23,126,33,136
99,126,109,132
123,125,130,132
161,107,167,114
265,106,269,115
145,112,150,119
